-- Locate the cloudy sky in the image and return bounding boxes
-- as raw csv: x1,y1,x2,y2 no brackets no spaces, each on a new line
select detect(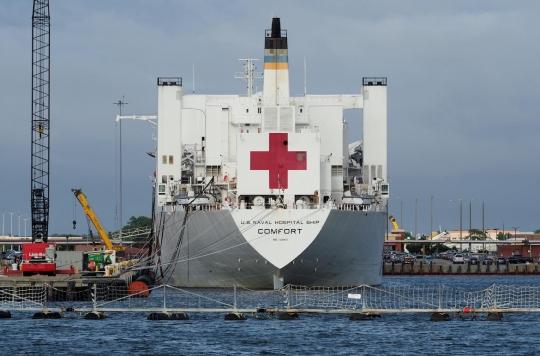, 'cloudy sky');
1,0,539,236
